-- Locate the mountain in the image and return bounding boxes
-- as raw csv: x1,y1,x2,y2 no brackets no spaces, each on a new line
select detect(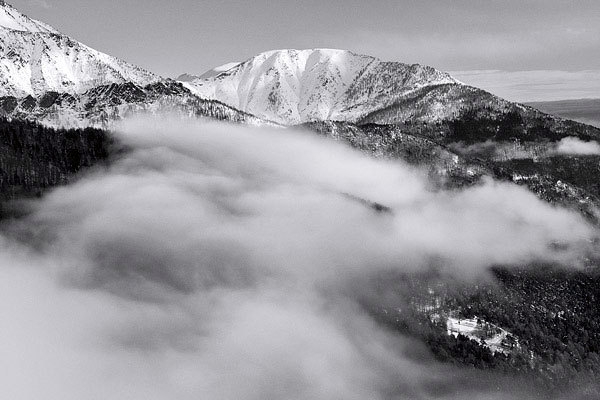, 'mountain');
305,120,600,222
176,73,200,83
0,80,268,128
1,0,599,220
2,5,600,390
0,0,57,33
176,62,240,82
0,2,266,127
178,49,600,142
177,48,600,220
180,49,459,125
0,1,159,97
526,99,600,128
